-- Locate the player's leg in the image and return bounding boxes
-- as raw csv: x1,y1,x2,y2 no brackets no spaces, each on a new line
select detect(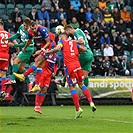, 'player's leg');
34,71,51,114
0,61,7,100
65,66,83,118
78,81,96,112
14,54,46,81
